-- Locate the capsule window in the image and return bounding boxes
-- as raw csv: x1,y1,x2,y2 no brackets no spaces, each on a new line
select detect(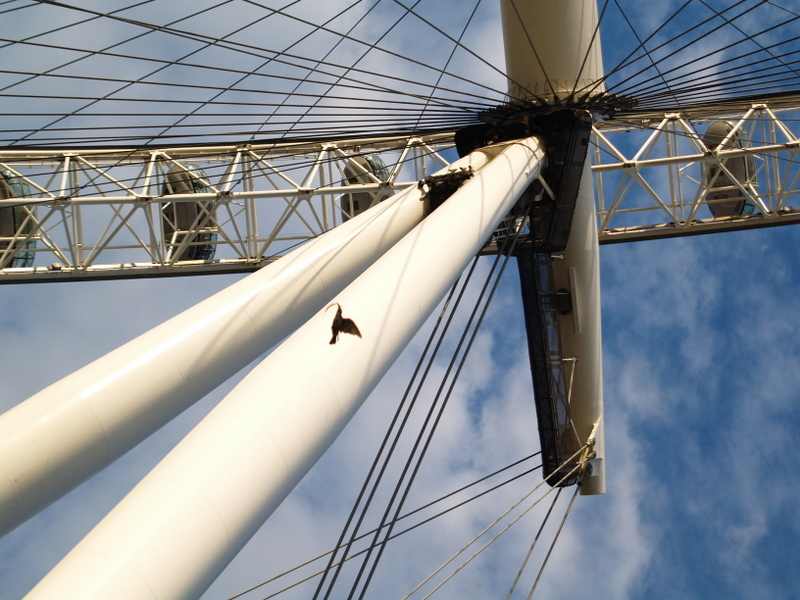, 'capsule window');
161,165,217,262
340,154,391,221
0,170,36,268
702,121,757,218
